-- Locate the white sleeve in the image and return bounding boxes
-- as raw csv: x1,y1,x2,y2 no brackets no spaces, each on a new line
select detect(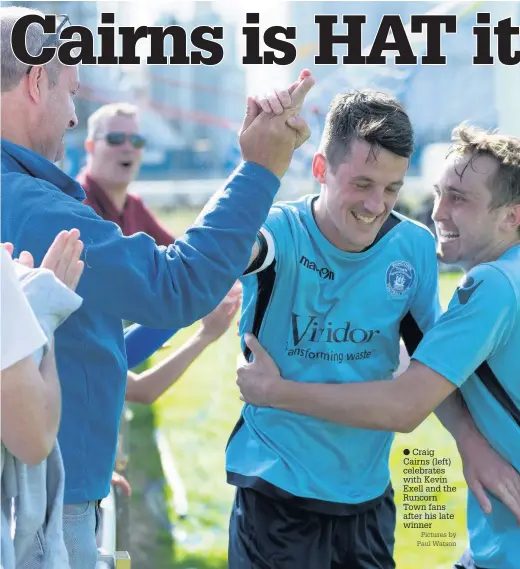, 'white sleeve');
243,227,276,276
1,248,47,370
